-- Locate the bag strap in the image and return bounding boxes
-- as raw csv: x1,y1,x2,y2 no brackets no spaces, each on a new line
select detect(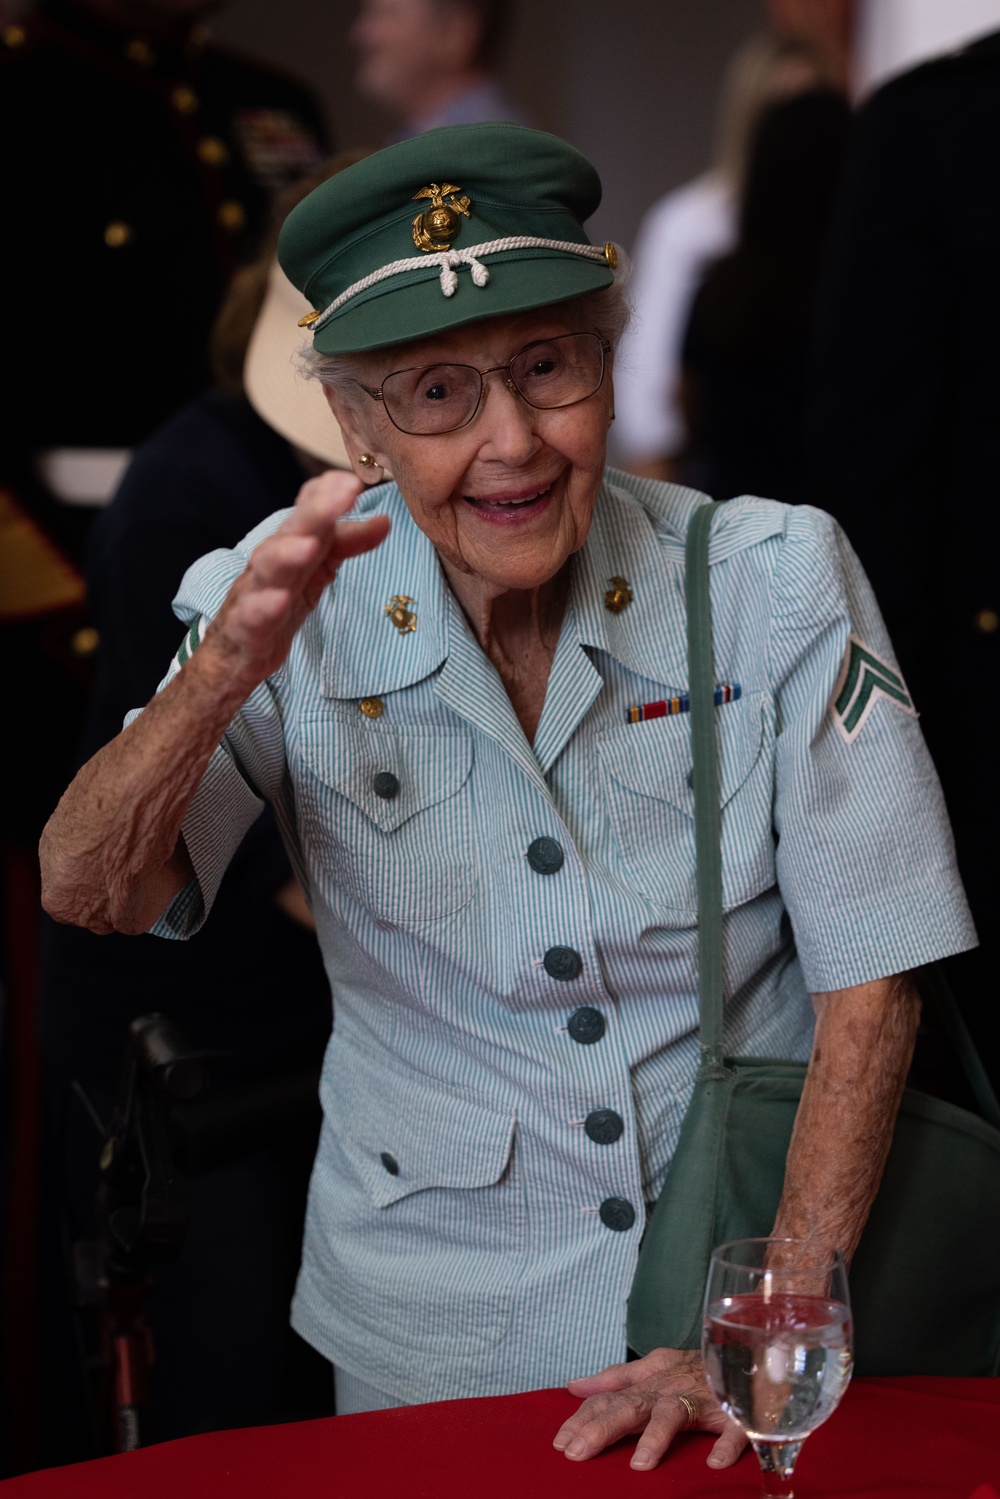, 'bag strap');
685,502,725,1072
683,499,1000,1127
